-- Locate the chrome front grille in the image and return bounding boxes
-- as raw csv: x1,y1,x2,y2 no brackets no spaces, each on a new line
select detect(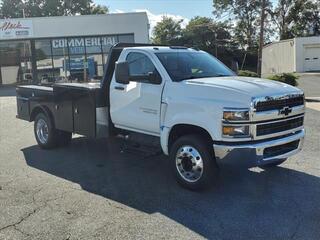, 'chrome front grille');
251,93,305,139
253,93,304,112
256,116,304,136
221,92,305,142
255,96,304,112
